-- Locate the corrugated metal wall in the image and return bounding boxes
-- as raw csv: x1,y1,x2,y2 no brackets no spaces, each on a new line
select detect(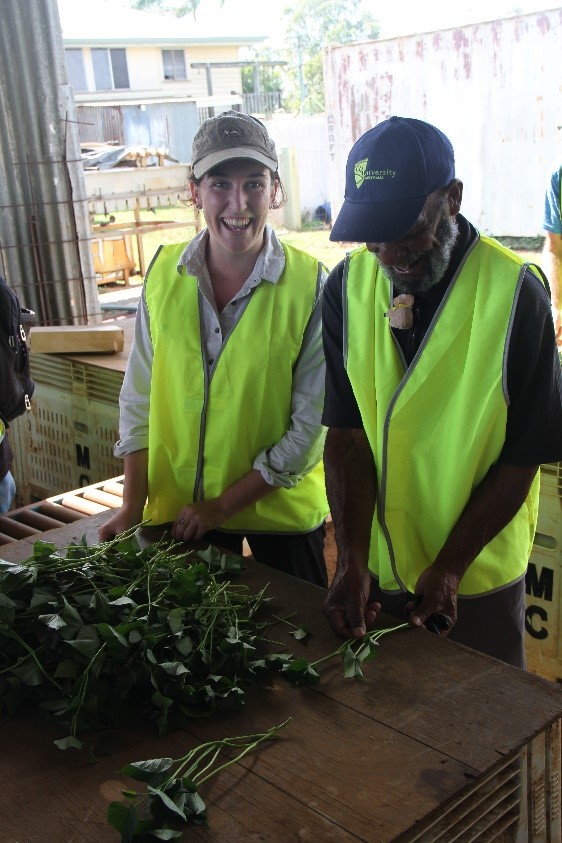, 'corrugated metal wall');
324,8,562,237
77,106,124,145
0,0,99,324
77,101,198,163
